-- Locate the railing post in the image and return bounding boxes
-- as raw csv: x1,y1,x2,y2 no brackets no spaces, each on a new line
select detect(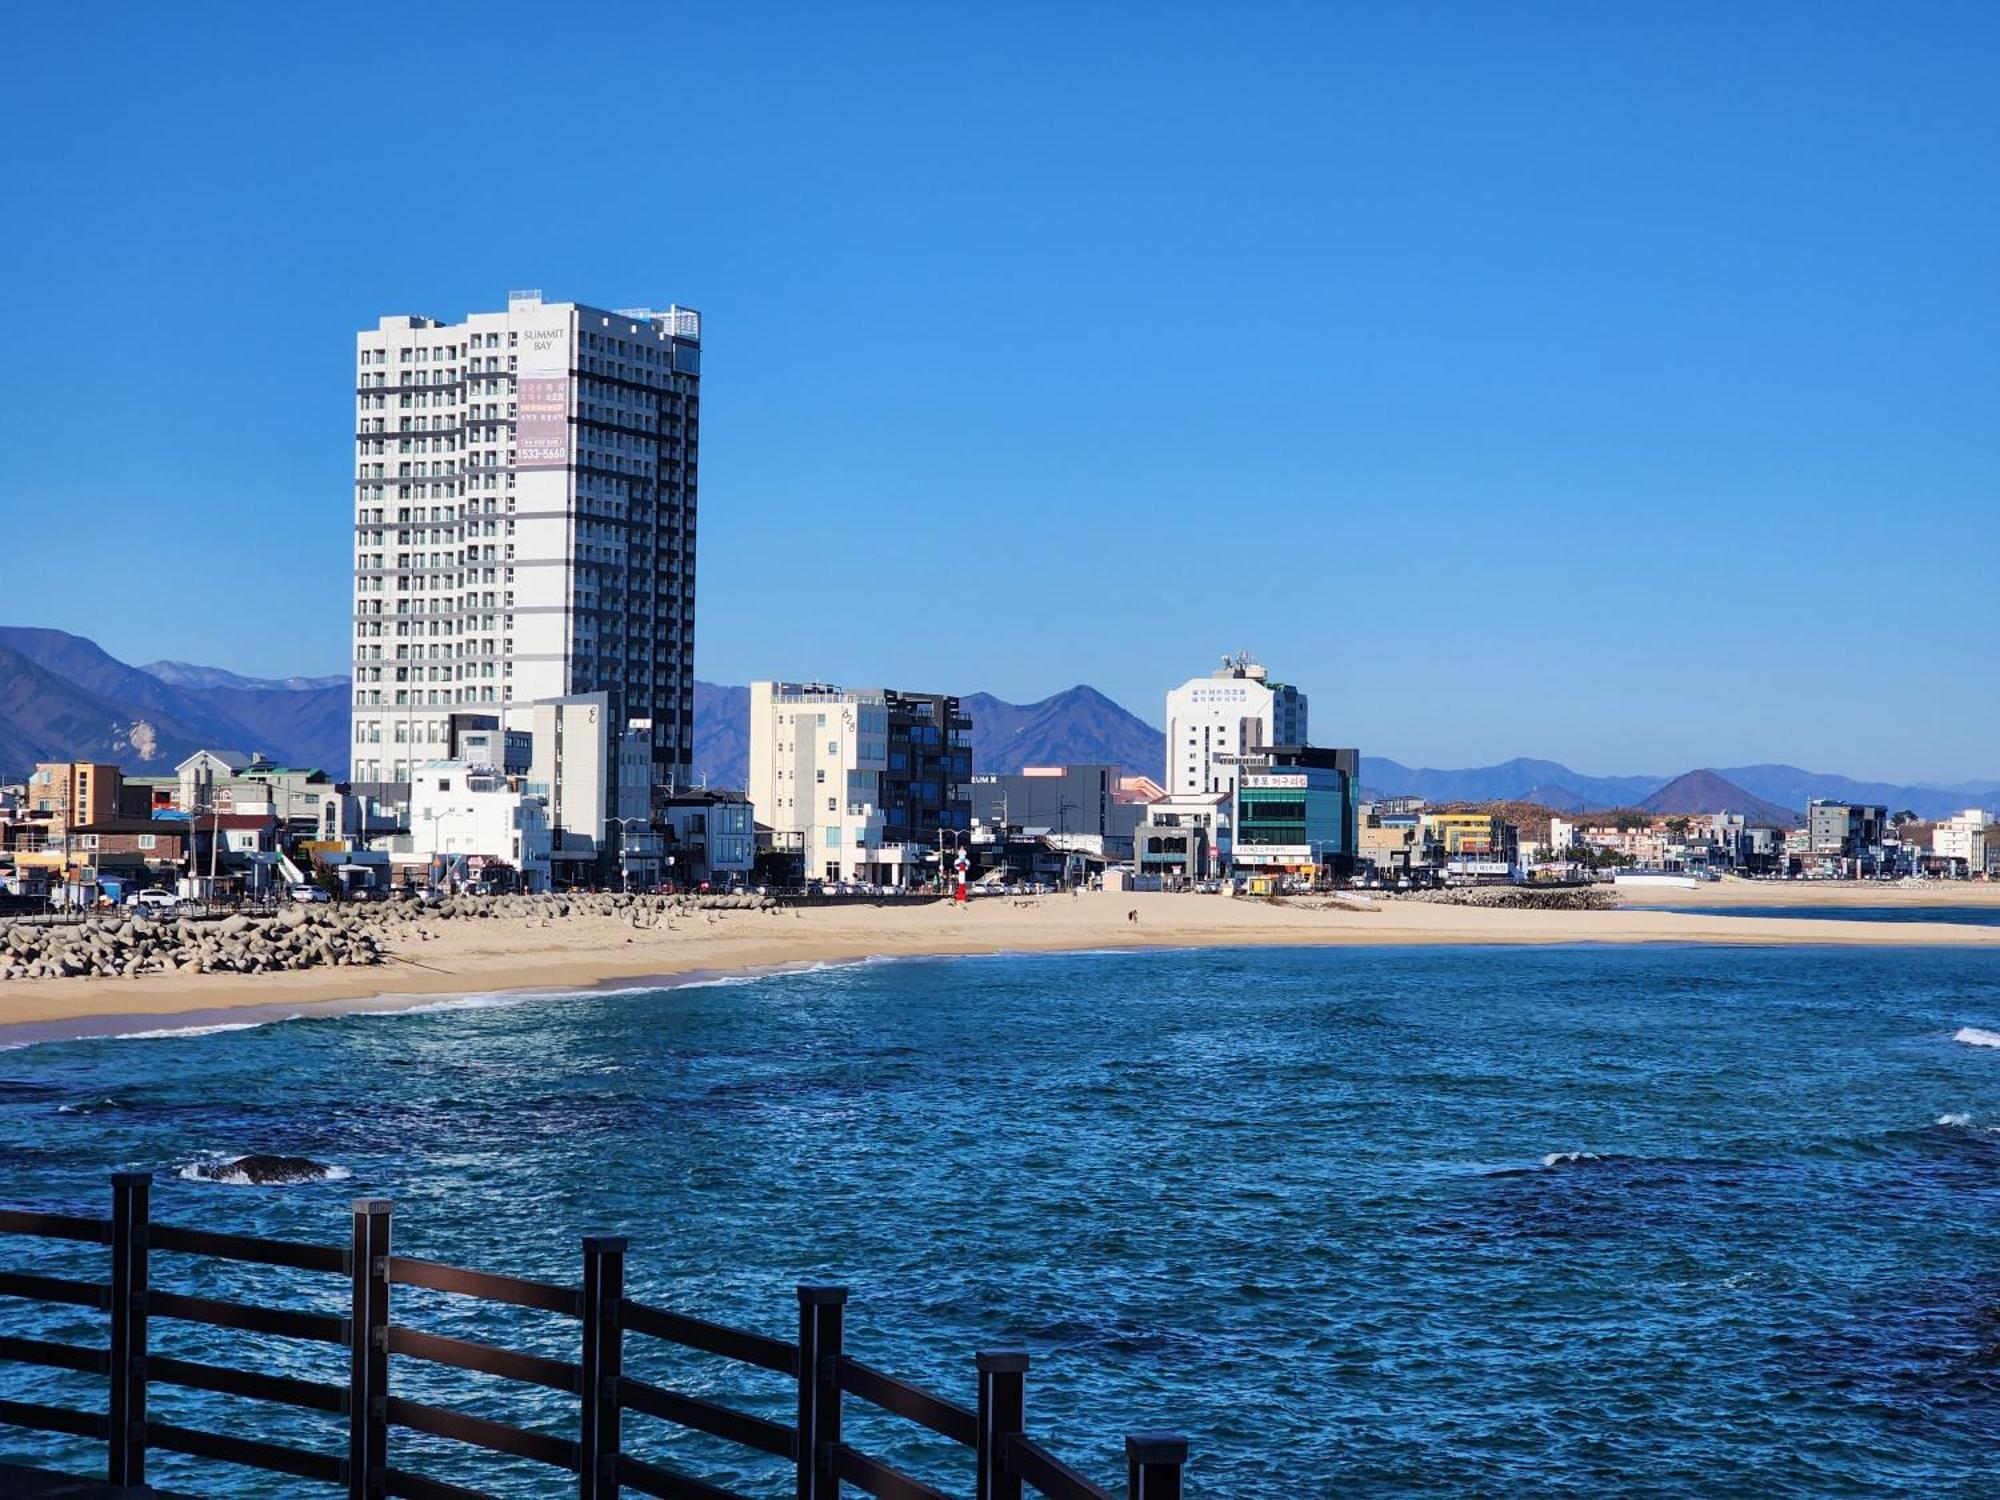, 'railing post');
975,1350,1027,1500
349,1198,392,1500
580,1235,626,1500
796,1283,847,1500
1125,1432,1188,1500
107,1172,150,1487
